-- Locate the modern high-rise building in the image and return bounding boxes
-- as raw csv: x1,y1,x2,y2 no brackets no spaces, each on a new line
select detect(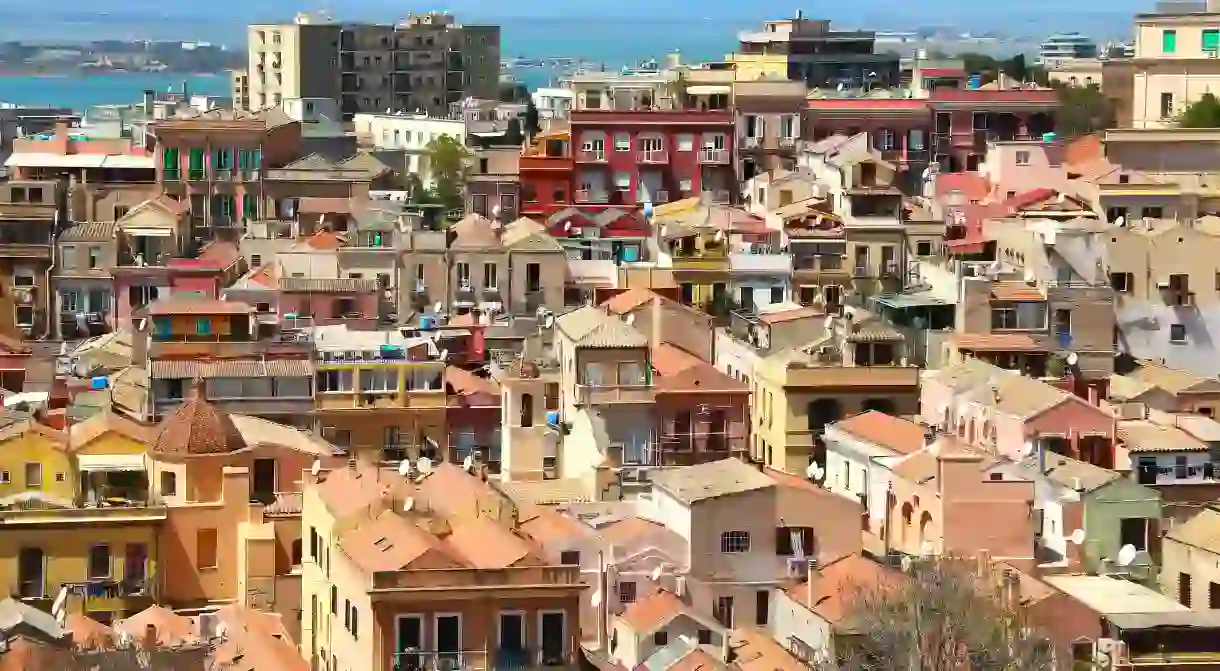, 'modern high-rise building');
237,12,500,120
